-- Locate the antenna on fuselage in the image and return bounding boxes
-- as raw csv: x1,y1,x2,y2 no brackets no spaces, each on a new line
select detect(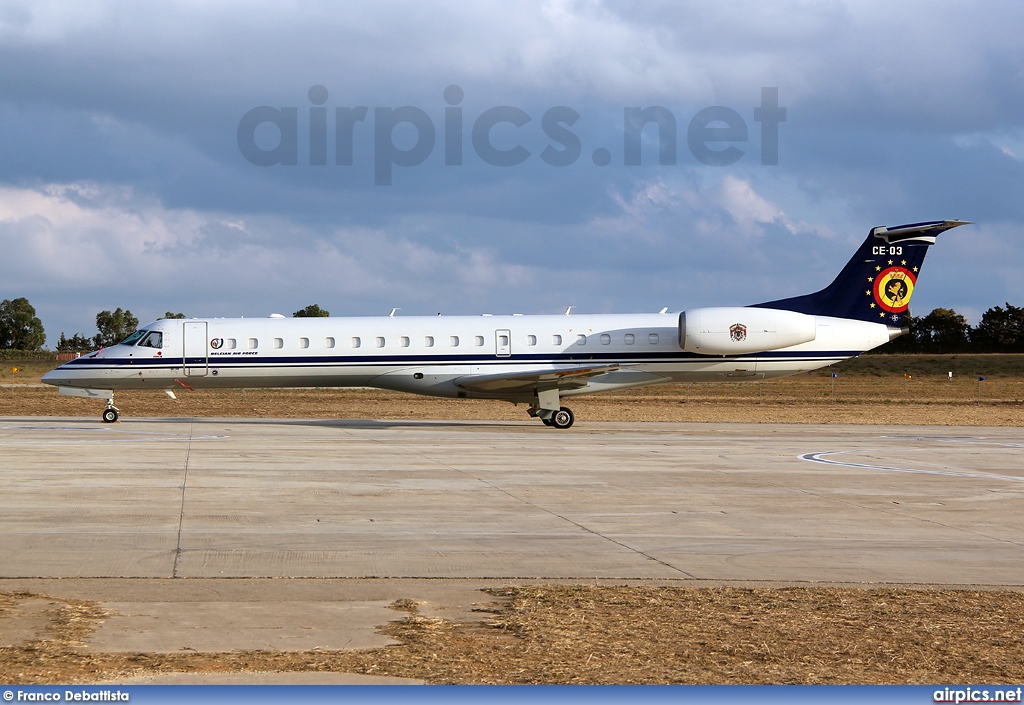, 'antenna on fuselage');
564,306,573,315
389,308,400,317
659,307,668,314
